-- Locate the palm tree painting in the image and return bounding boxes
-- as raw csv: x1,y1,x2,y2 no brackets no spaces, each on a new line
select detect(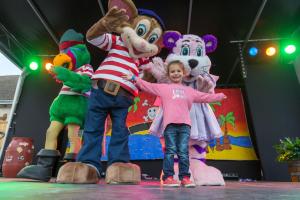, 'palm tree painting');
209,101,222,112
219,112,236,150
209,101,223,151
